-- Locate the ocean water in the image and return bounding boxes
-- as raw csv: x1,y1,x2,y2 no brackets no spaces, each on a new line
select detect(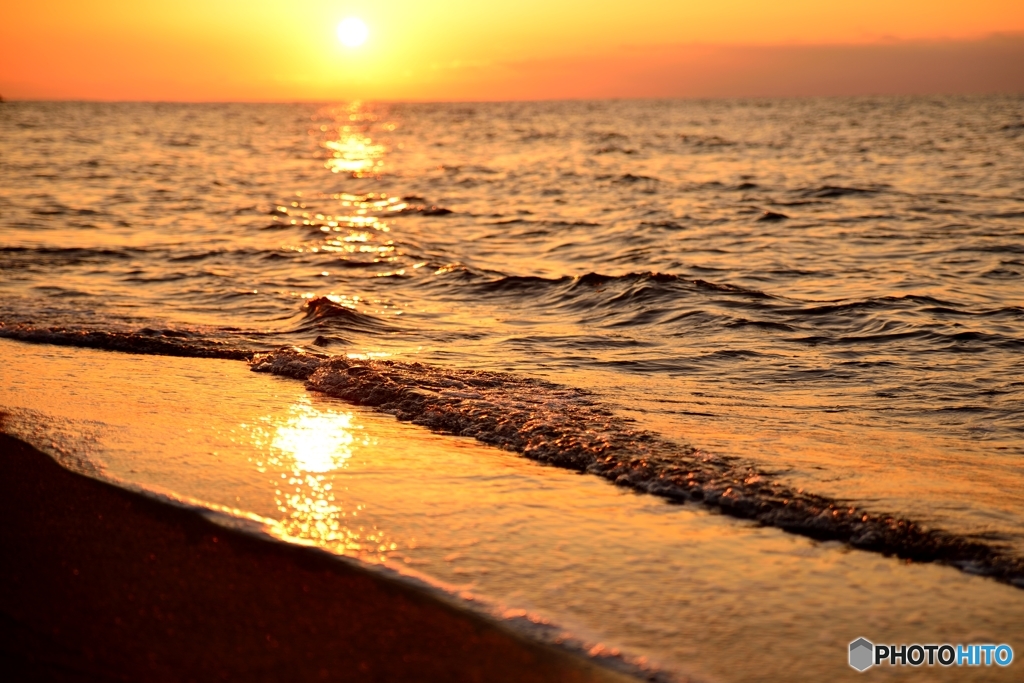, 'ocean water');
2,98,1024,680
